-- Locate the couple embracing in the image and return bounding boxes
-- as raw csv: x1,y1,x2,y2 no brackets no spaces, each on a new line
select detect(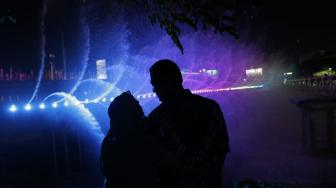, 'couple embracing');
100,59,230,188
